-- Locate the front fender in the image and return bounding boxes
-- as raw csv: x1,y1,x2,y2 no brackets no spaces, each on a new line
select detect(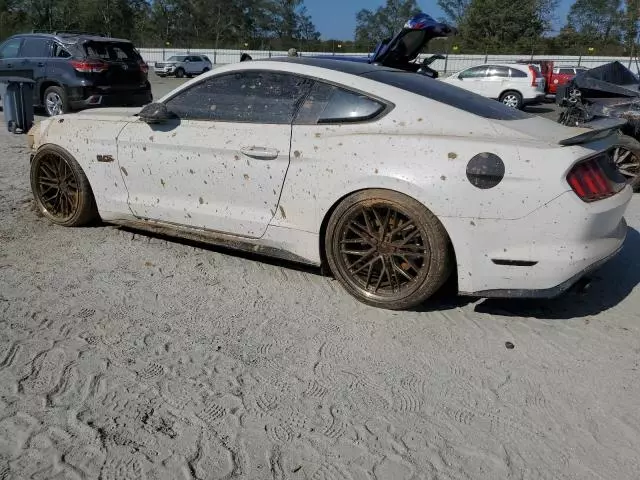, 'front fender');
33,116,131,216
